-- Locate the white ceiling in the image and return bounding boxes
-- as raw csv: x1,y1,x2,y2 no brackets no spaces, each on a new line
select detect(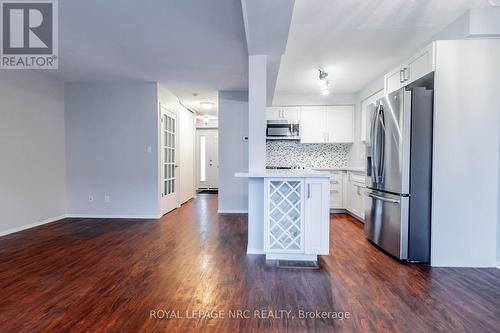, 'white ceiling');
275,0,491,96
44,0,248,116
